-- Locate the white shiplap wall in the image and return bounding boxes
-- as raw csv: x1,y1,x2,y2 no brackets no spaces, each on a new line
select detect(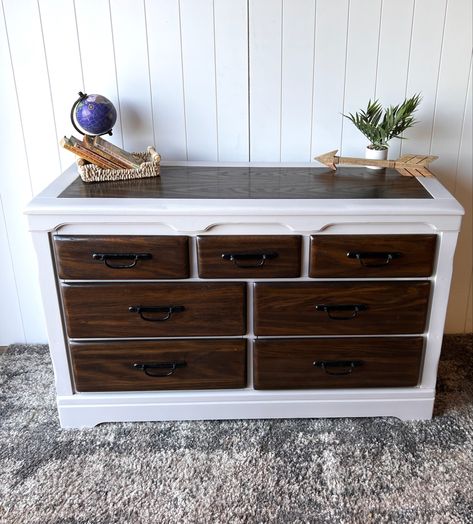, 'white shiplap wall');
0,0,471,344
